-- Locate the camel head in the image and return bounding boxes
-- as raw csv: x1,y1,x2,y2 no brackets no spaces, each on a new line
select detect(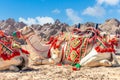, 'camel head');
12,26,35,39
100,32,120,54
